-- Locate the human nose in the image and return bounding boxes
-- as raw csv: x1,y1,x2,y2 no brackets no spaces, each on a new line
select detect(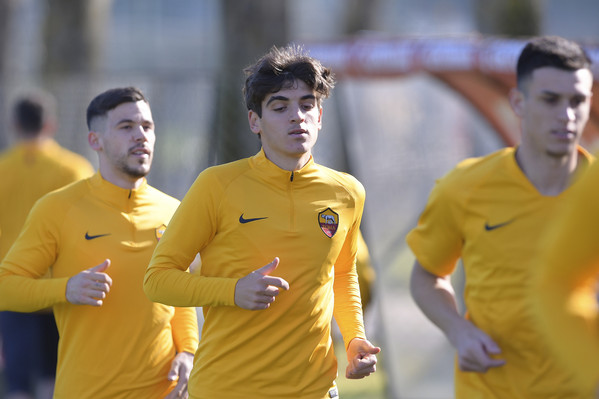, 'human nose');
132,125,149,142
289,106,305,123
557,104,576,122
